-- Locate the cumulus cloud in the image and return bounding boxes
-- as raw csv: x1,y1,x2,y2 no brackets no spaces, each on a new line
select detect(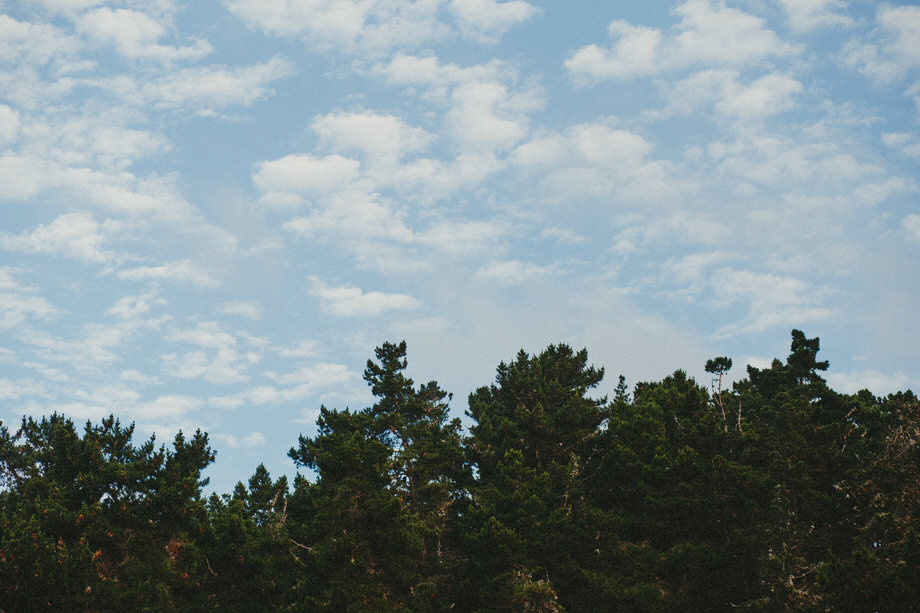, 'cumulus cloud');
511,121,681,205
107,292,166,320
827,368,915,395
0,212,116,264
76,8,212,62
0,155,202,223
565,0,797,83
776,0,852,33
903,214,920,242
226,0,450,57
16,322,140,370
211,362,361,409
309,276,421,317
710,268,834,338
117,260,218,287
0,14,82,66
163,322,259,384
312,110,435,159
220,301,263,320
213,432,266,449
449,0,540,43
0,104,20,144
123,56,294,110
32,0,104,15
374,54,543,155
254,154,361,199
842,5,920,82
0,293,61,329
0,267,61,329
277,339,320,358
713,73,803,118
647,70,802,120
283,190,414,245
474,259,557,283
